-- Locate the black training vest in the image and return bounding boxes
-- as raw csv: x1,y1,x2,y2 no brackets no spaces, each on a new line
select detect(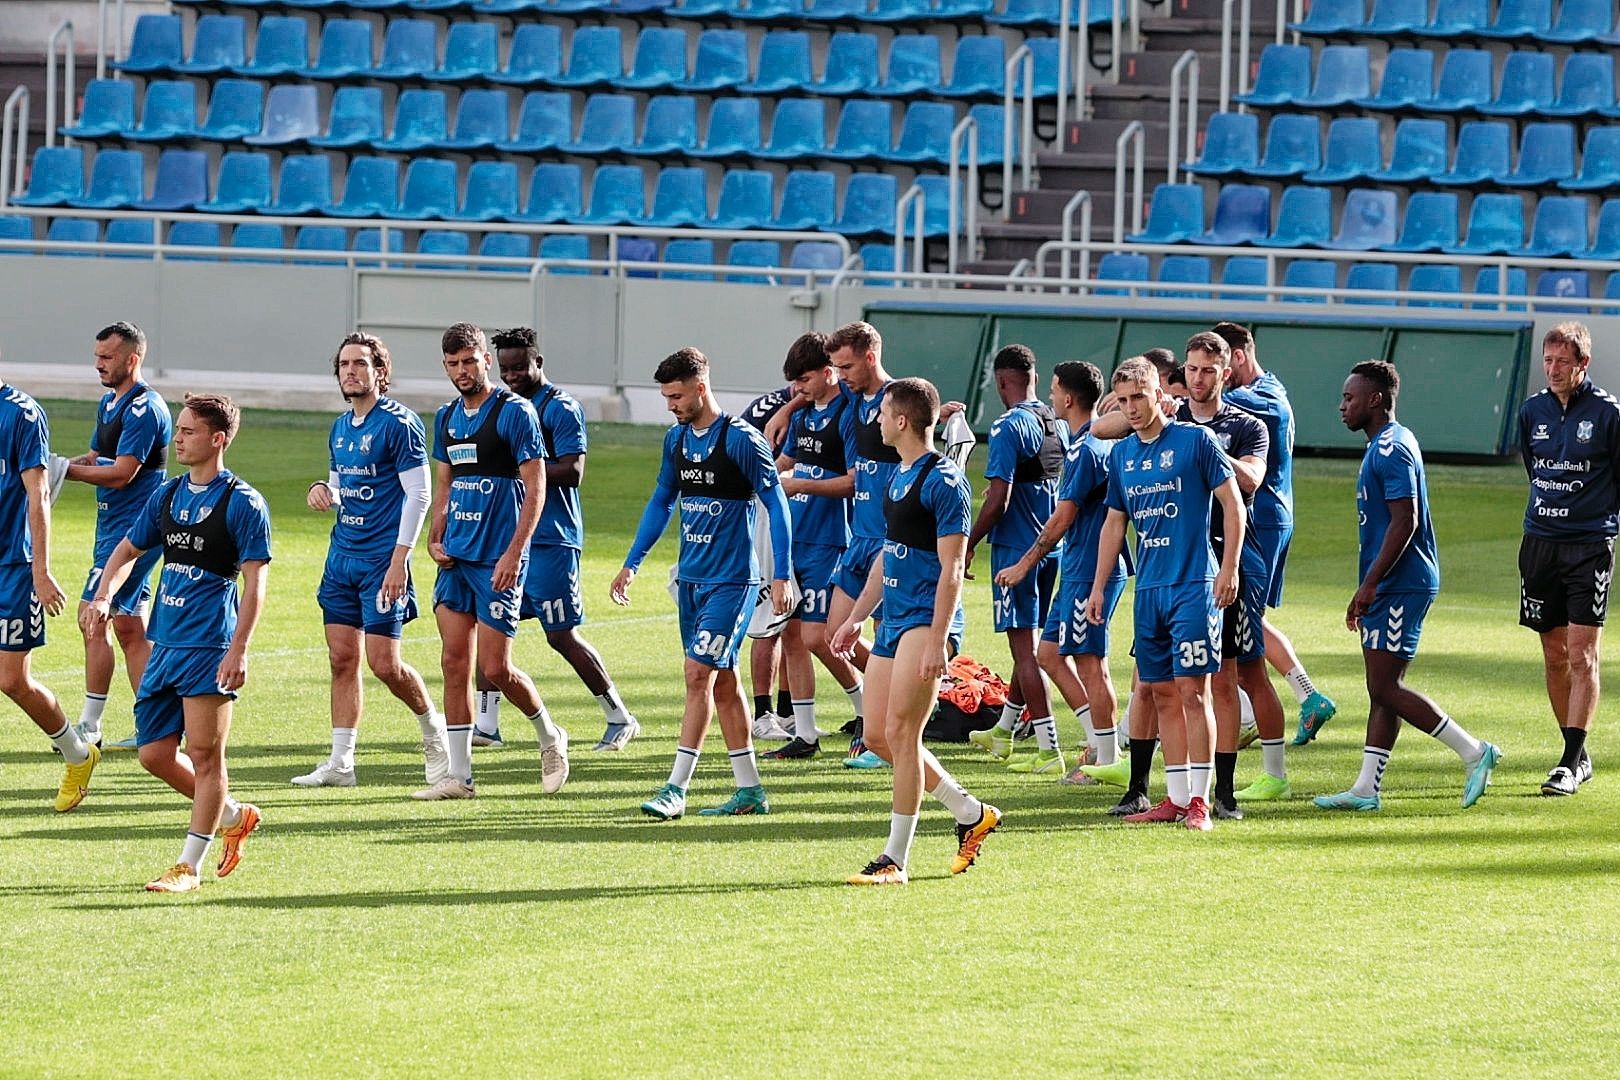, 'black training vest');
438,390,520,478
792,395,850,473
527,382,558,460
95,385,167,470
1010,401,1064,483
884,453,943,551
854,388,902,466
159,476,241,579
677,416,754,501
